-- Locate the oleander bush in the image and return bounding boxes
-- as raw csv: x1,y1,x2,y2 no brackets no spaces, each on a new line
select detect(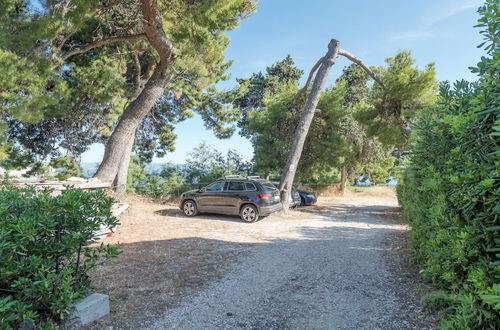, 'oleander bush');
0,186,121,329
397,1,499,328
